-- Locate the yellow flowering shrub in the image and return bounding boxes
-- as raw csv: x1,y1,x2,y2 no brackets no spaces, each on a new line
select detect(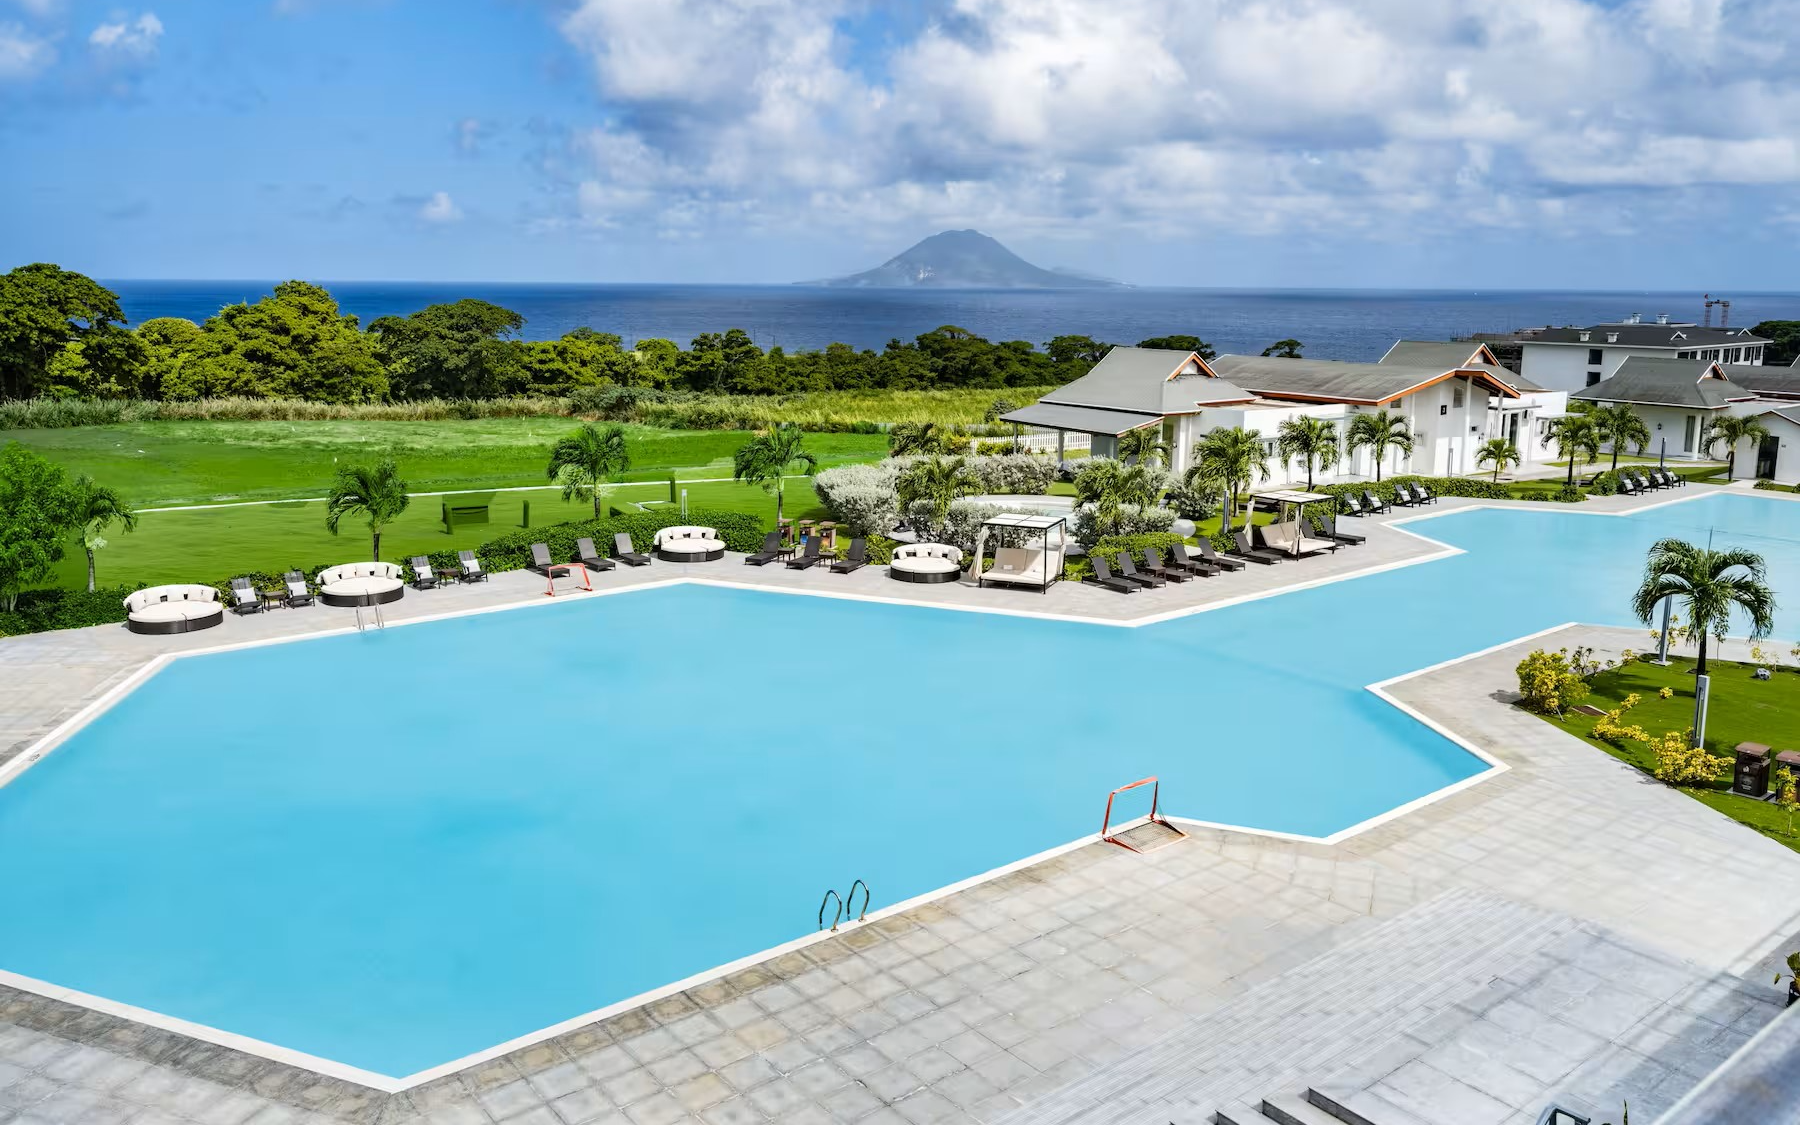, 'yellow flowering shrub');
1590,694,1649,746
1652,731,1729,785
1658,687,1674,700
1516,649,1589,715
